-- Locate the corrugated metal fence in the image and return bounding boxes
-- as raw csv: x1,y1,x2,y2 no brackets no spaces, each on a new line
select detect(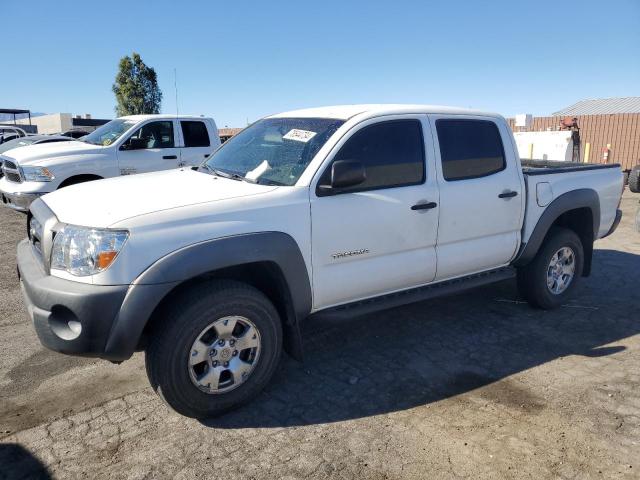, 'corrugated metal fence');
507,114,640,171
